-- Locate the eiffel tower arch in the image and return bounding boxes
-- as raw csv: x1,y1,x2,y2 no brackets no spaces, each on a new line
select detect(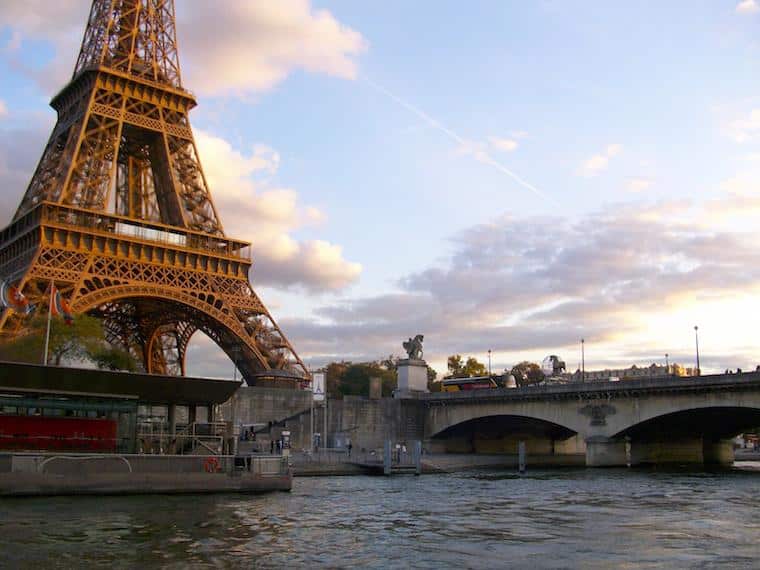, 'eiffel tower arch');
0,0,309,384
